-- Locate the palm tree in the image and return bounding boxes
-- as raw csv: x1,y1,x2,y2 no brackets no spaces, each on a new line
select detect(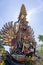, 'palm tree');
38,35,43,42
38,35,43,52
